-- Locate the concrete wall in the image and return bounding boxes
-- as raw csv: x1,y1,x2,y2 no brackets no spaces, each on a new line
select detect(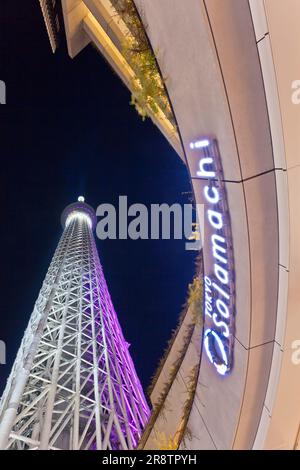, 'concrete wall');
150,306,195,408
134,0,300,449
250,0,300,450
61,0,184,159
